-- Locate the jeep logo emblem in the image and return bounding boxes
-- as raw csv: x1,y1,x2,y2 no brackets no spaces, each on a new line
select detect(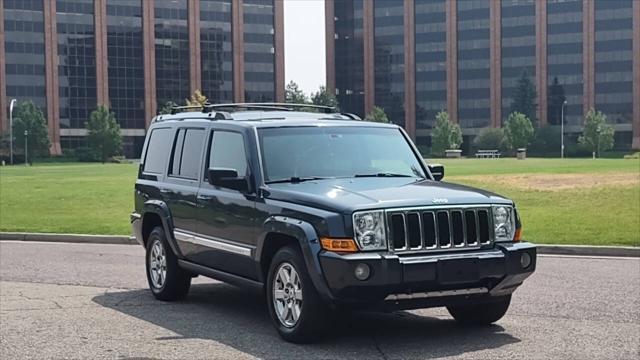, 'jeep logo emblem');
432,198,449,204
